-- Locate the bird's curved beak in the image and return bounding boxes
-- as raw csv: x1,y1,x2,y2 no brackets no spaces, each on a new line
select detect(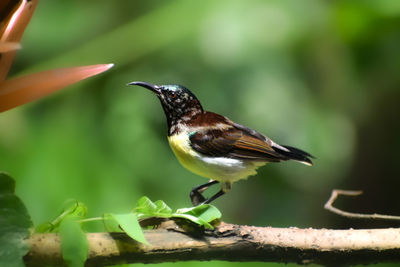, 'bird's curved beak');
128,81,161,94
